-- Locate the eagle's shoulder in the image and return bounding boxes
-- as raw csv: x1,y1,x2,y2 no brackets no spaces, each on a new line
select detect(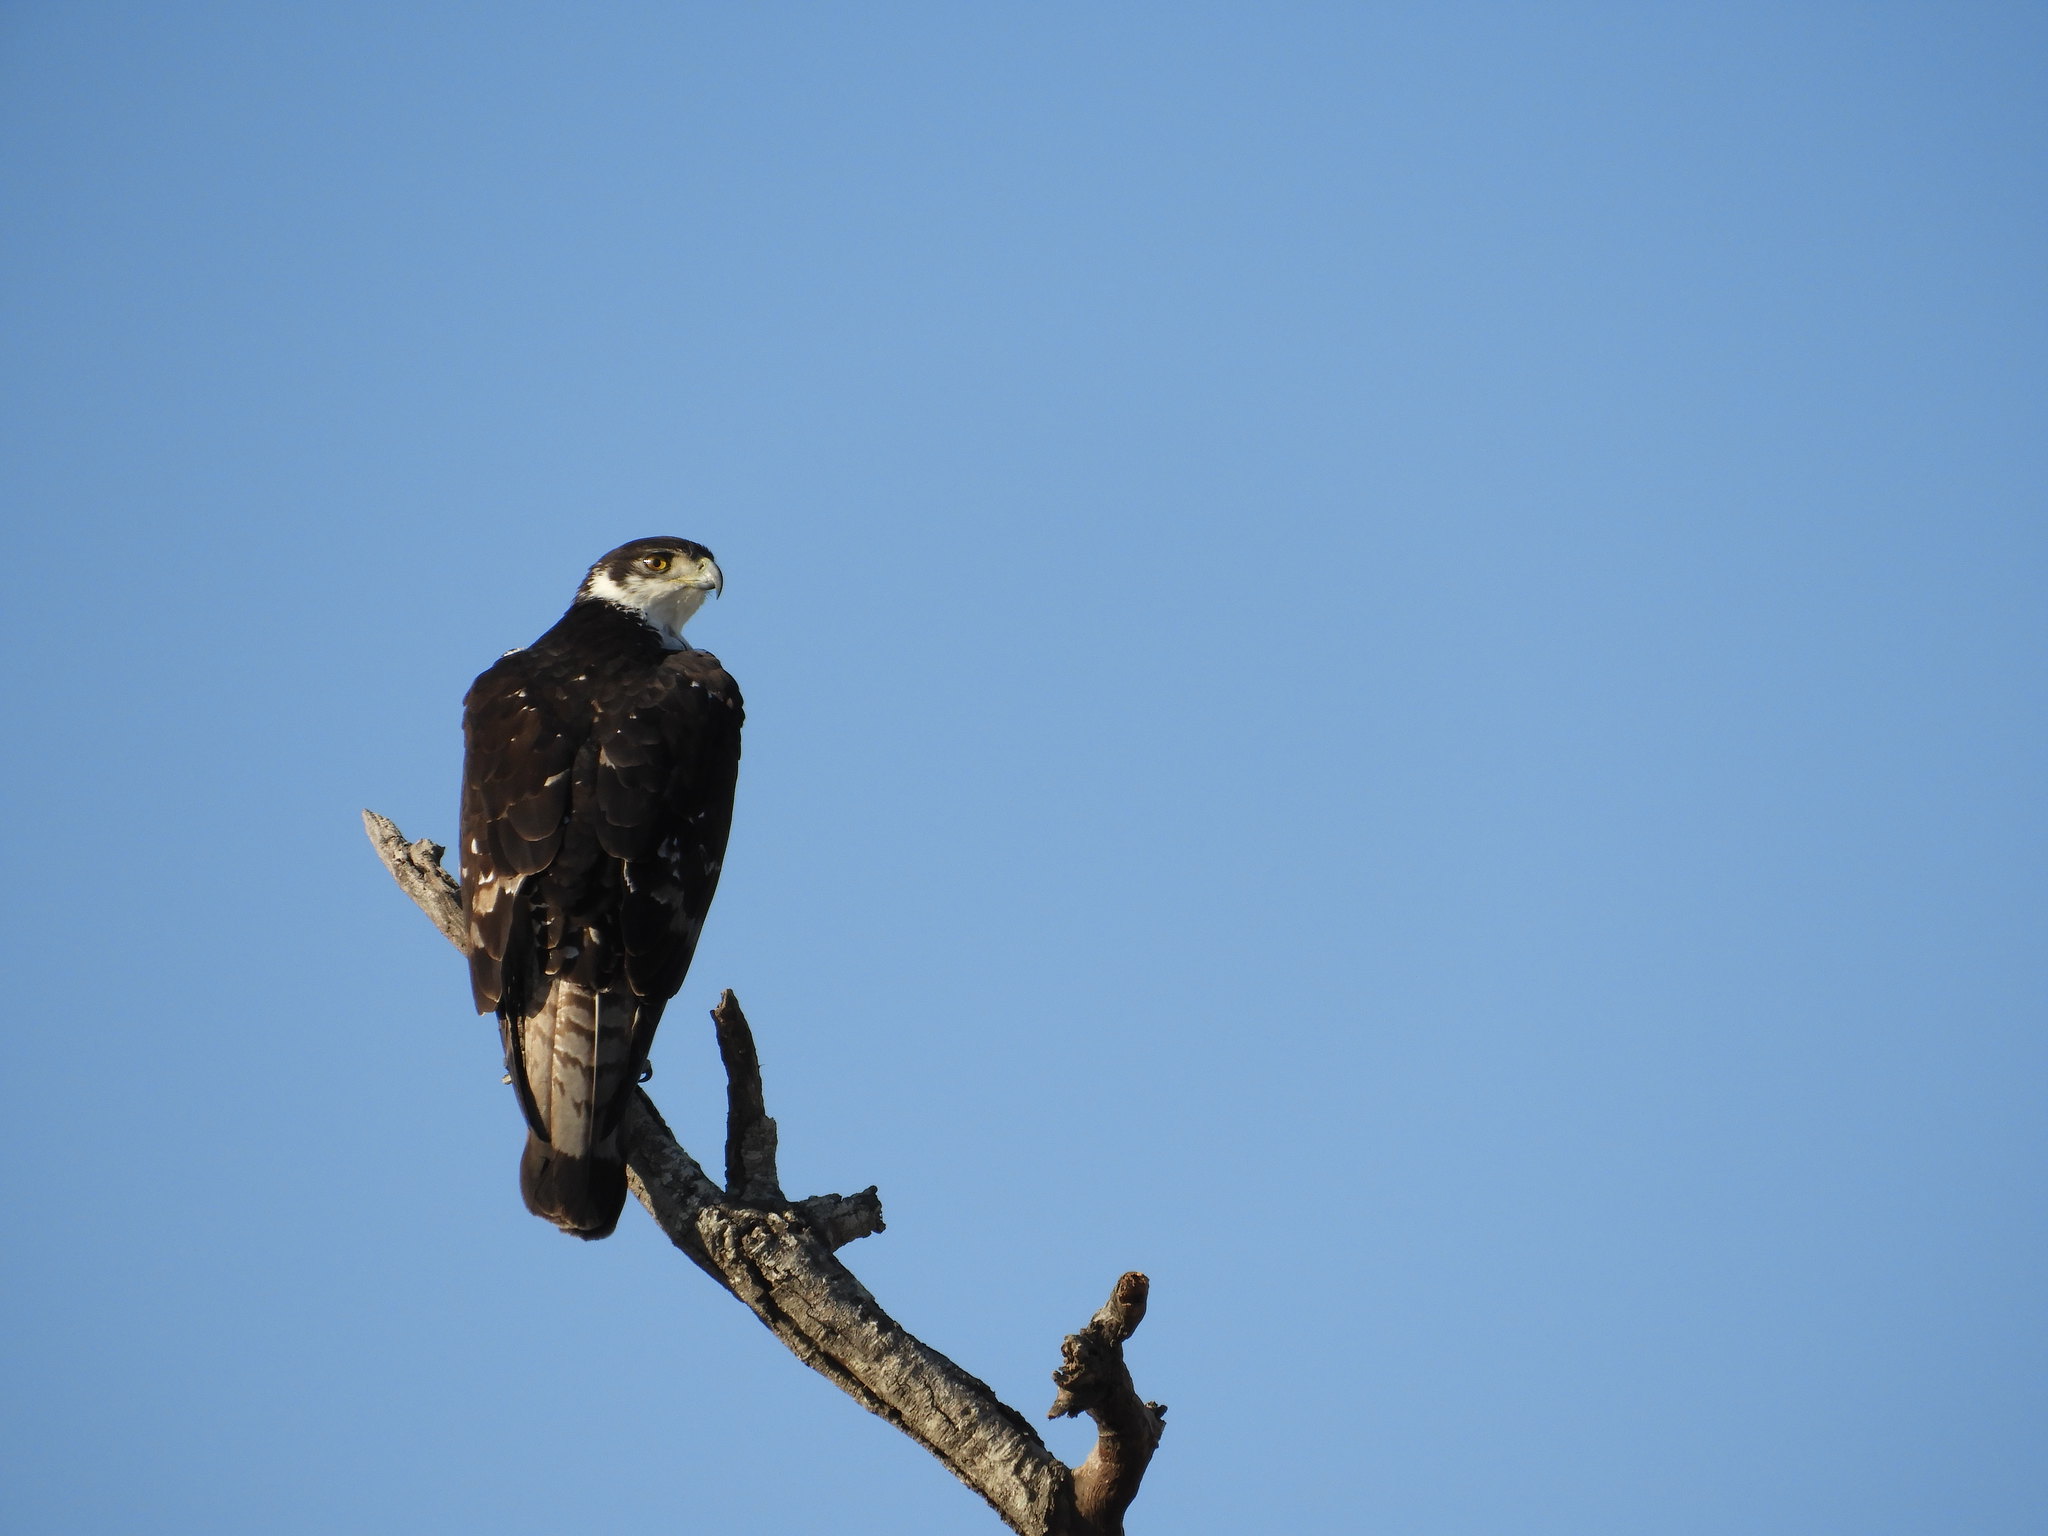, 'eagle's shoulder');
464,644,531,707
461,643,584,880
659,646,742,708
595,646,743,741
